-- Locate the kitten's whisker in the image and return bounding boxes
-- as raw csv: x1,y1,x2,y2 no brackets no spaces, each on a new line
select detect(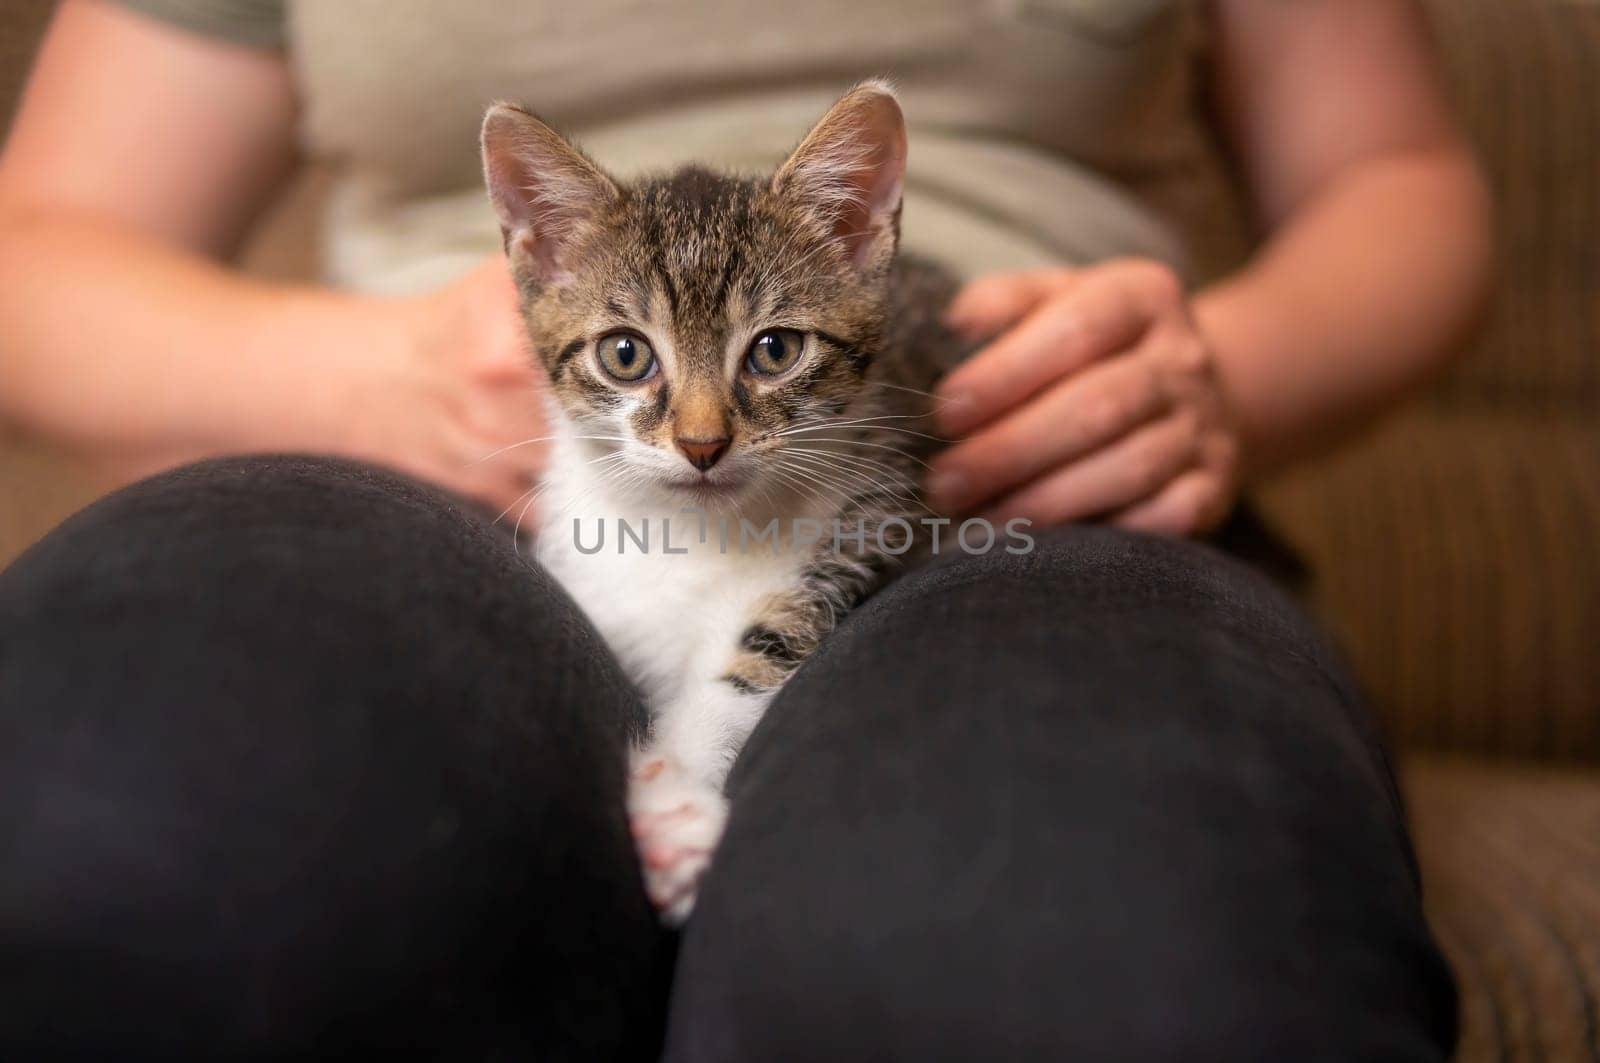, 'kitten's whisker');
764,462,828,504
778,452,864,495
783,447,921,493
848,424,949,443
784,437,933,469
790,468,920,508
512,488,542,554
861,380,958,406
471,434,630,466
776,412,944,438
527,460,621,545
493,483,542,527
782,423,948,444
784,404,898,427
782,411,935,427
498,448,628,526
775,451,870,501
784,452,918,504
748,475,777,516
509,474,590,549
539,486,604,546
781,464,866,507
779,452,903,505
779,395,905,430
